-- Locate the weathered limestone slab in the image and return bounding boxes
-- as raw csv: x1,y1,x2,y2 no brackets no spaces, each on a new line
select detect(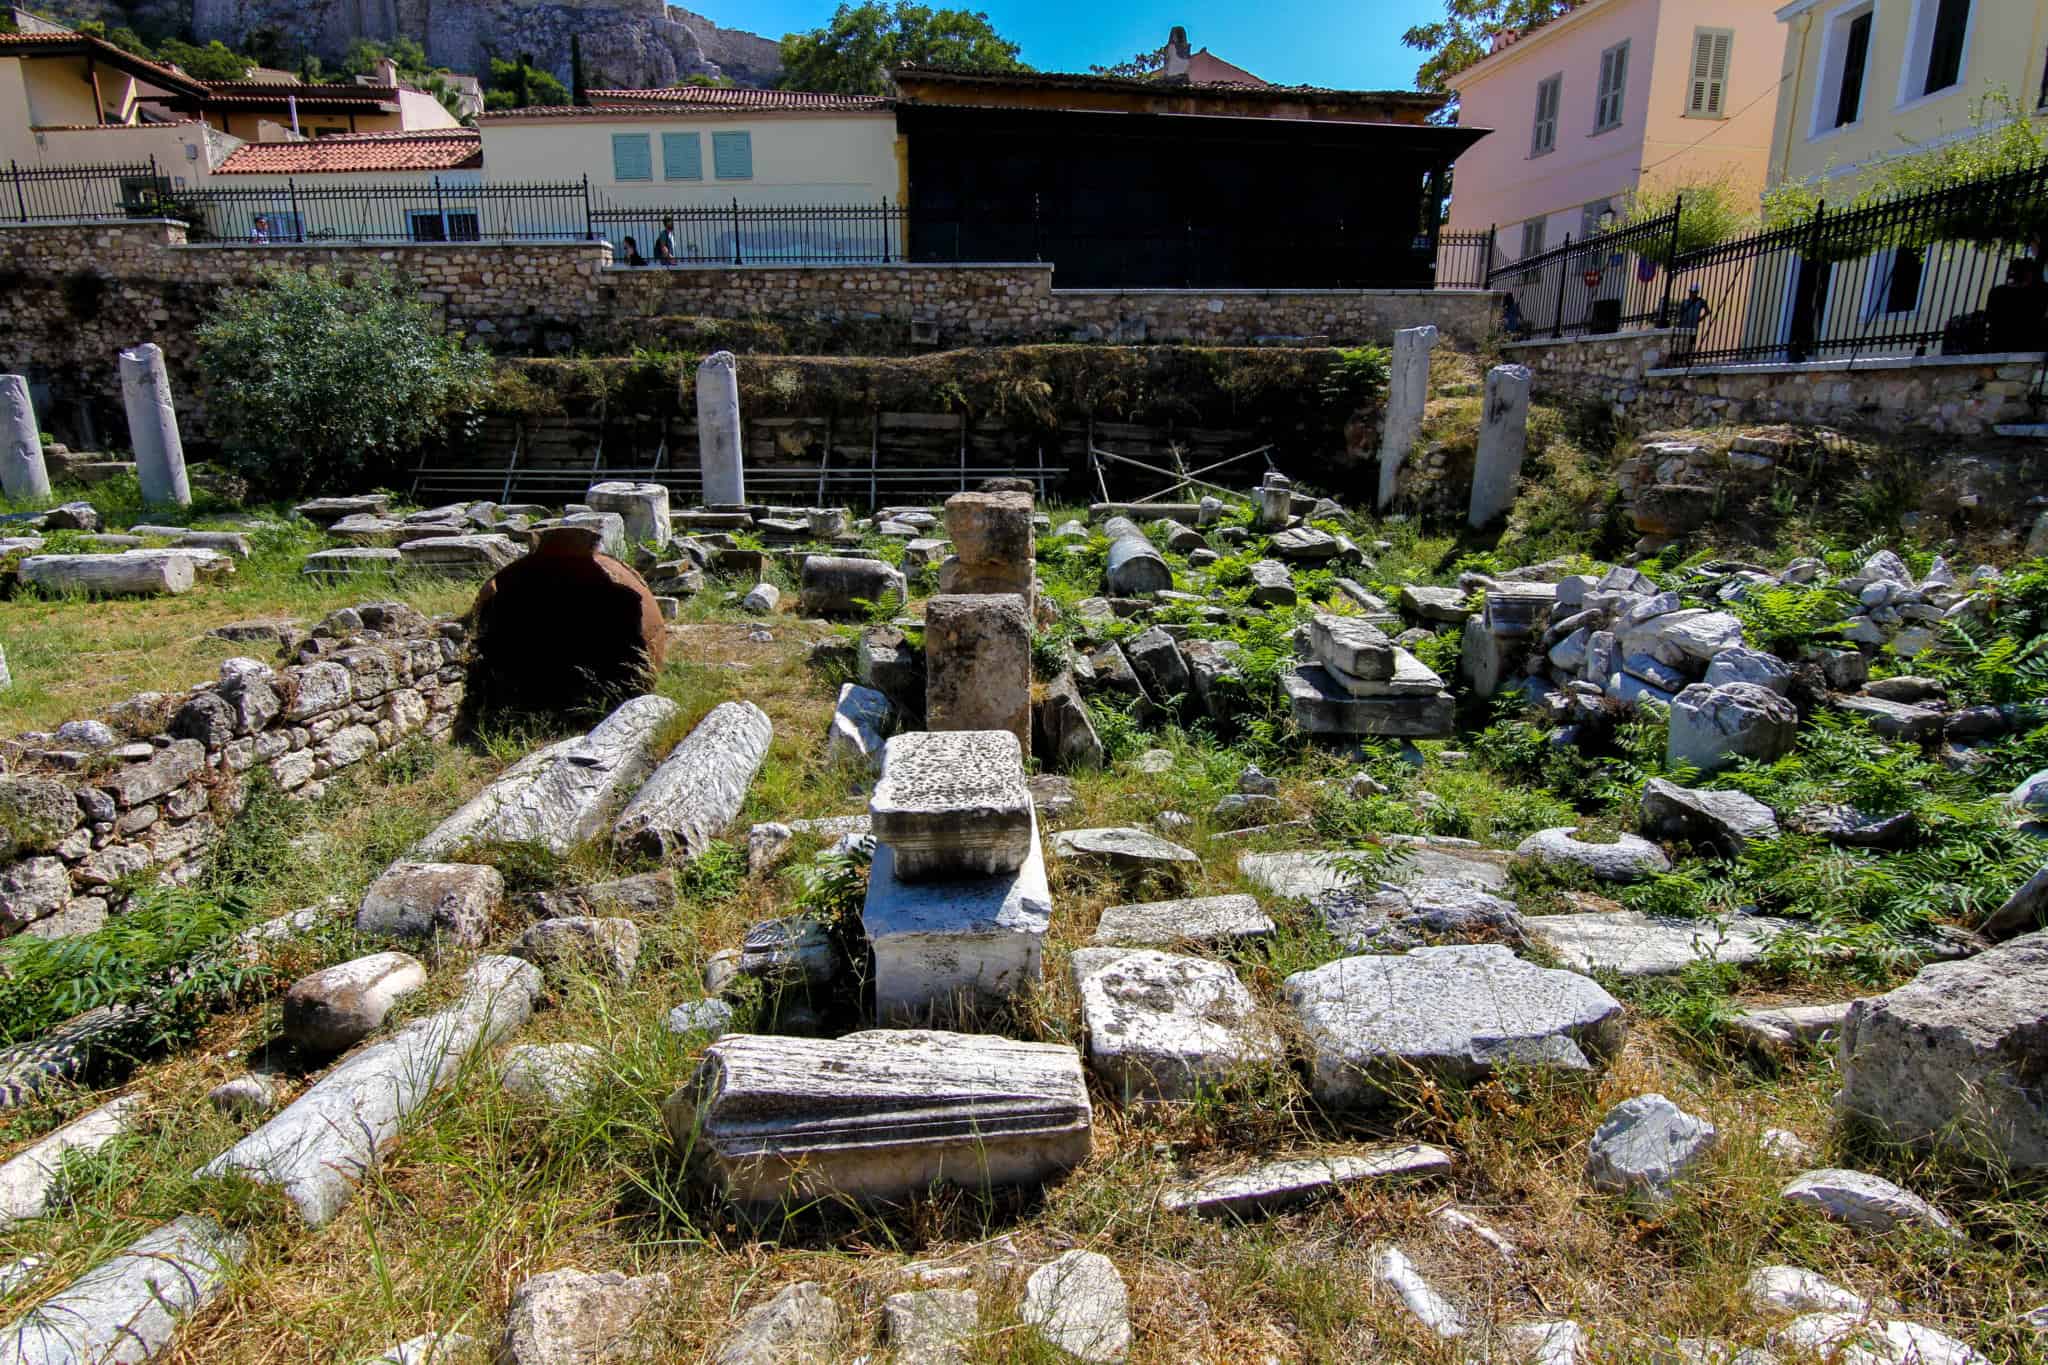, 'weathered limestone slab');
1284,945,1626,1107
712,1281,846,1365
0,1215,243,1364
1160,1144,1452,1217
360,1331,475,1365
281,951,427,1055
1640,778,1780,854
925,594,1032,754
500,1042,604,1106
1835,929,2048,1171
944,490,1033,578
118,343,191,507
1314,878,1527,953
1585,1093,1718,1203
1372,1246,1465,1340
1069,948,1281,1101
612,700,772,860
825,683,894,770
884,1287,977,1365
0,1095,143,1229
664,1030,1091,1207
1468,363,1532,527
1770,1313,1987,1365
698,351,745,506
585,481,671,552
397,534,524,577
499,1266,669,1364
201,956,542,1225
870,730,1033,880
1728,1001,1853,1057
18,552,196,597
1090,894,1275,948
1781,1168,1956,1234
1668,683,1799,772
356,862,504,948
303,547,403,579
1246,559,1296,607
800,554,907,617
1517,828,1672,883
1283,665,1454,738
415,695,678,856
1527,910,1797,977
512,917,642,988
864,805,1051,1022
1051,827,1199,881
1377,325,1438,509
1021,1251,1129,1364
0,375,50,501
1310,613,1395,681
